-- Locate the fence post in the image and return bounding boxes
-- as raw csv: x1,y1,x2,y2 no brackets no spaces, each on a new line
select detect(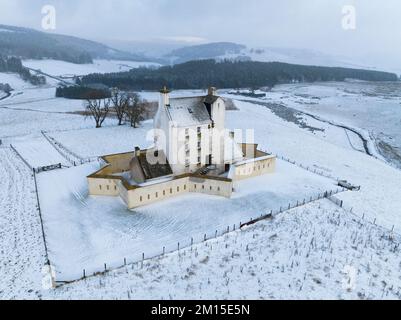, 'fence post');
215,230,218,238
191,237,193,246
204,234,206,241
104,263,107,272
83,269,86,278
163,246,165,255
178,242,180,251
124,258,127,266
